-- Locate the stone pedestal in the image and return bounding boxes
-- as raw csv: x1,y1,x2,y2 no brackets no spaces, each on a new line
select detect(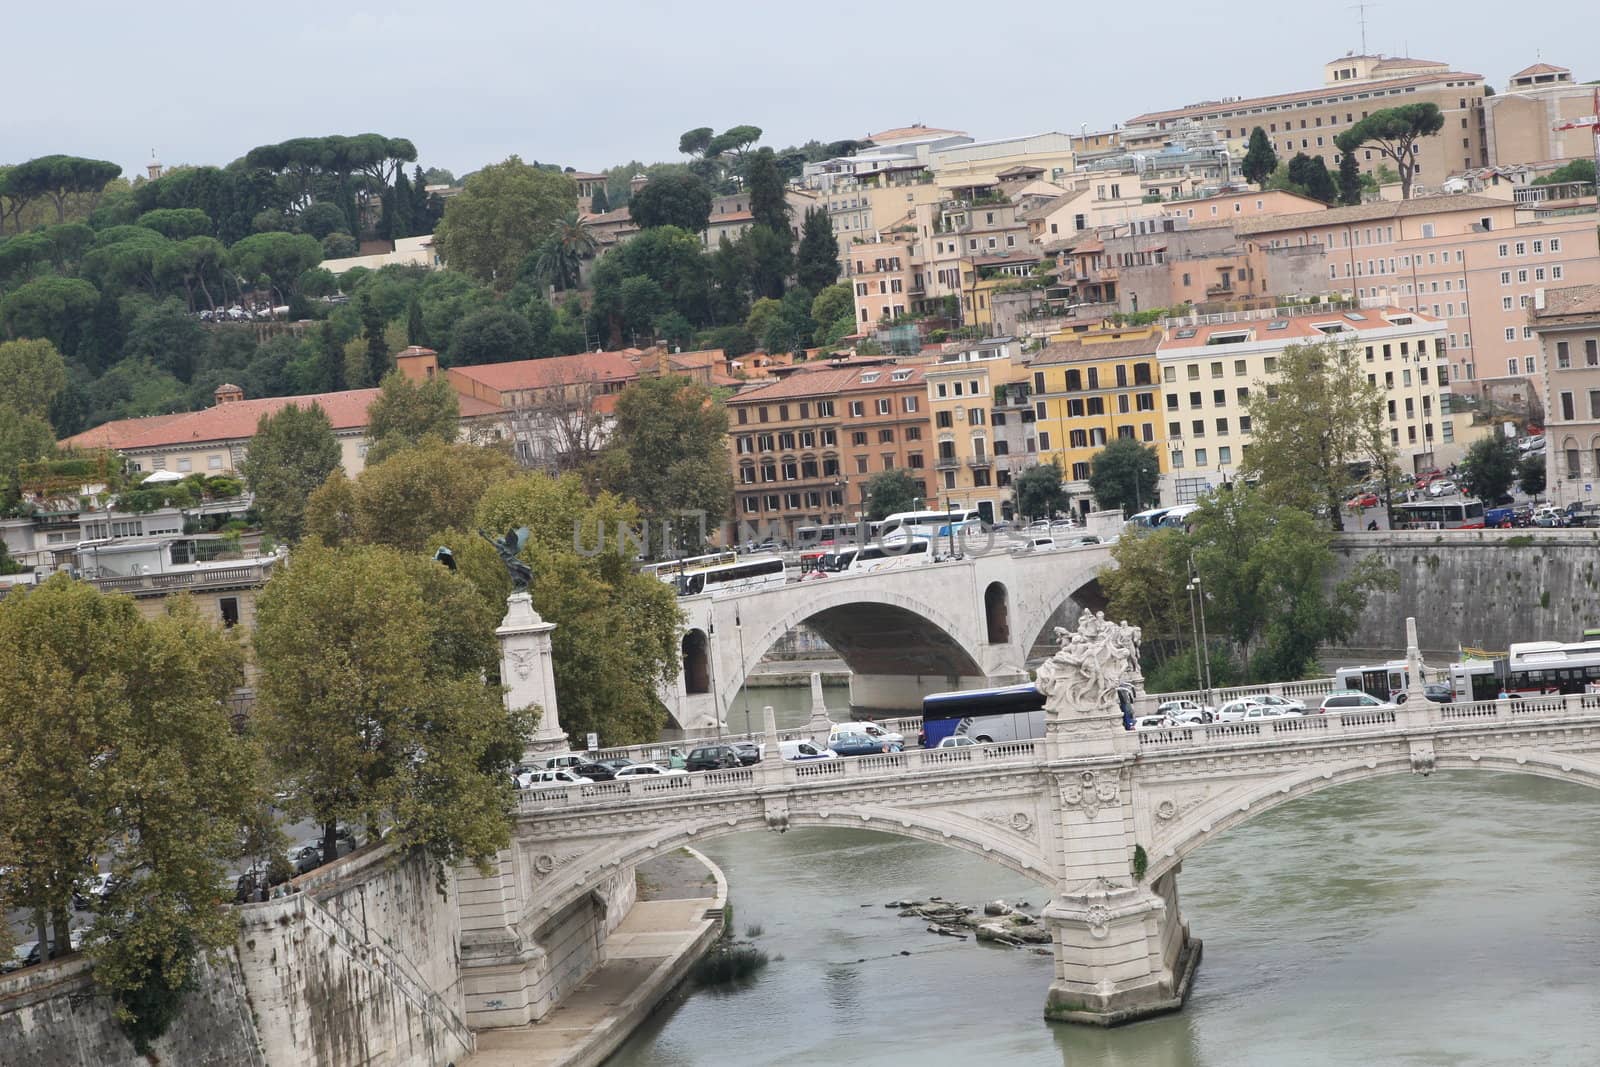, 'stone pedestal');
497,592,567,760
1043,871,1200,1026
804,671,835,737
